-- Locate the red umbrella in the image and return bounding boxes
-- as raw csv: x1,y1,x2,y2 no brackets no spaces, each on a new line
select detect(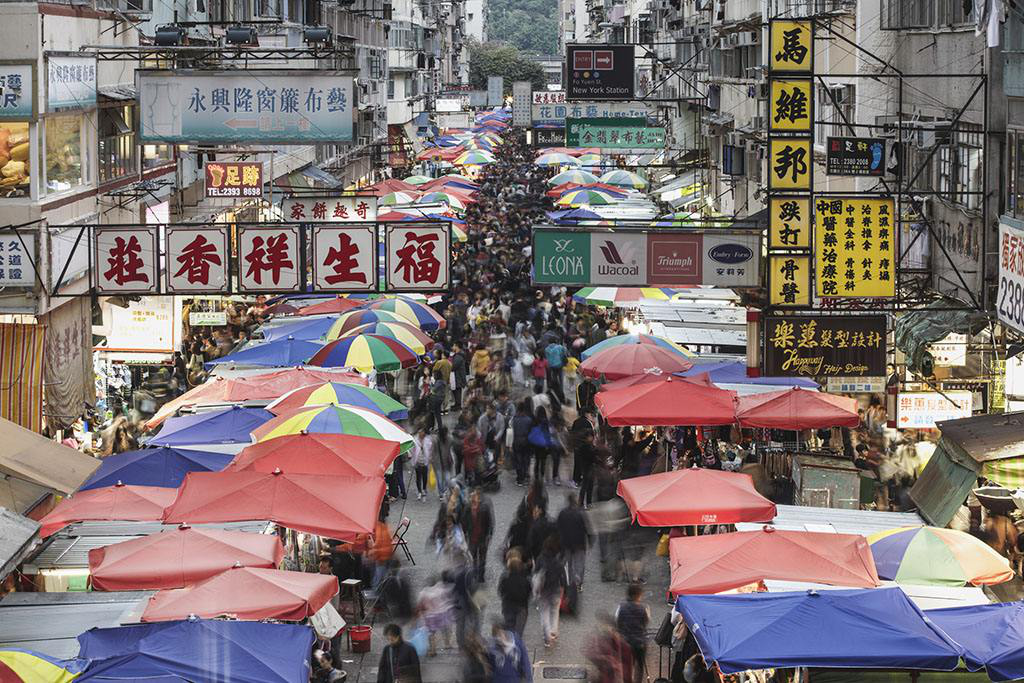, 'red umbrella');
736,387,860,430
88,525,285,591
617,468,777,527
364,179,417,195
295,297,363,316
595,376,736,426
228,433,399,478
599,371,713,392
580,345,693,381
668,527,880,594
38,484,177,538
163,470,386,540
141,566,338,622
263,302,299,317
